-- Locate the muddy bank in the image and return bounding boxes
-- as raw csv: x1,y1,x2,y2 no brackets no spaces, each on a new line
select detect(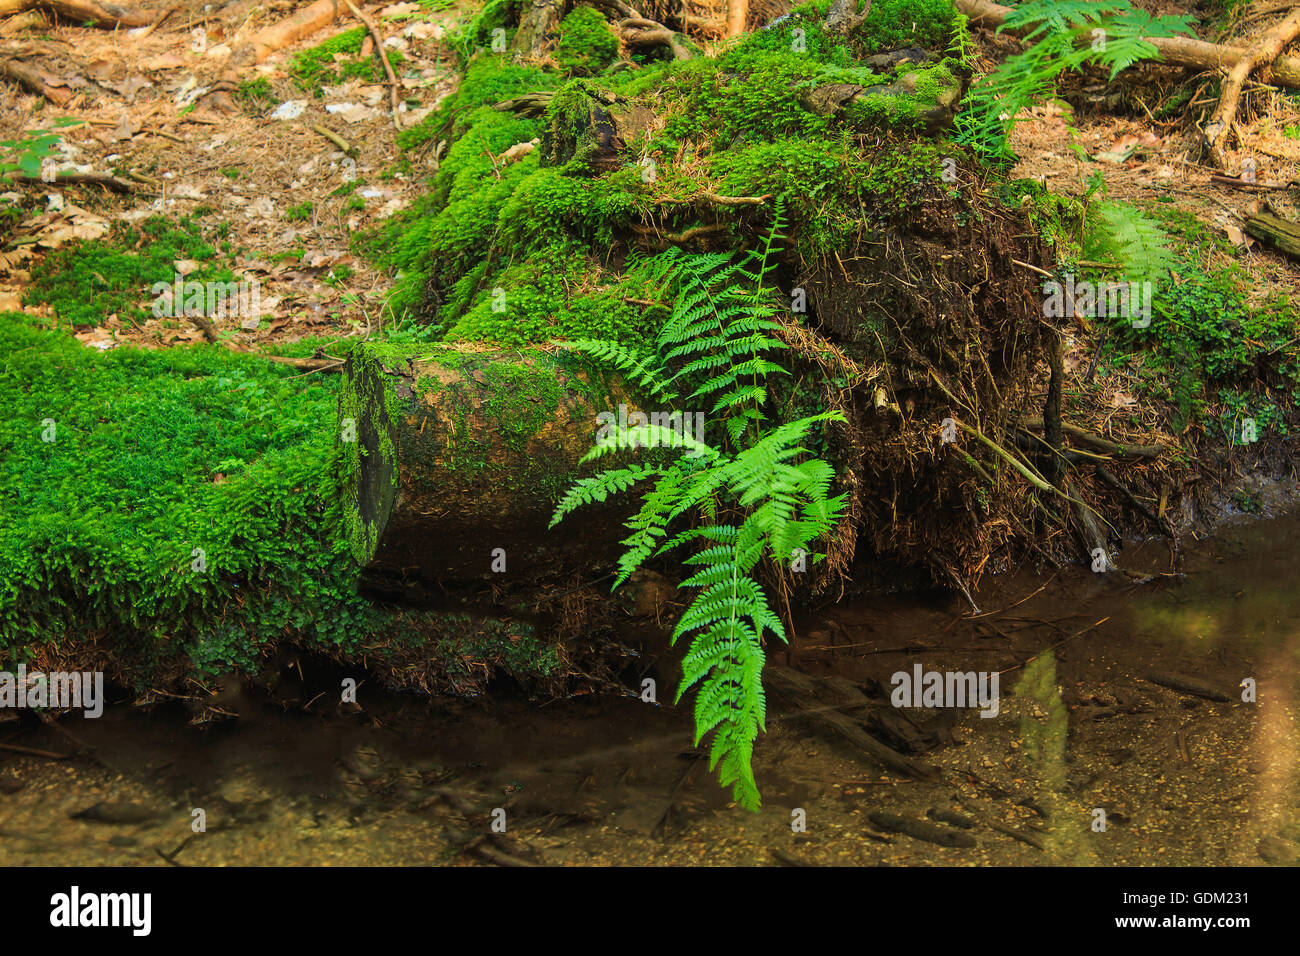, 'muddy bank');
1,508,1297,866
